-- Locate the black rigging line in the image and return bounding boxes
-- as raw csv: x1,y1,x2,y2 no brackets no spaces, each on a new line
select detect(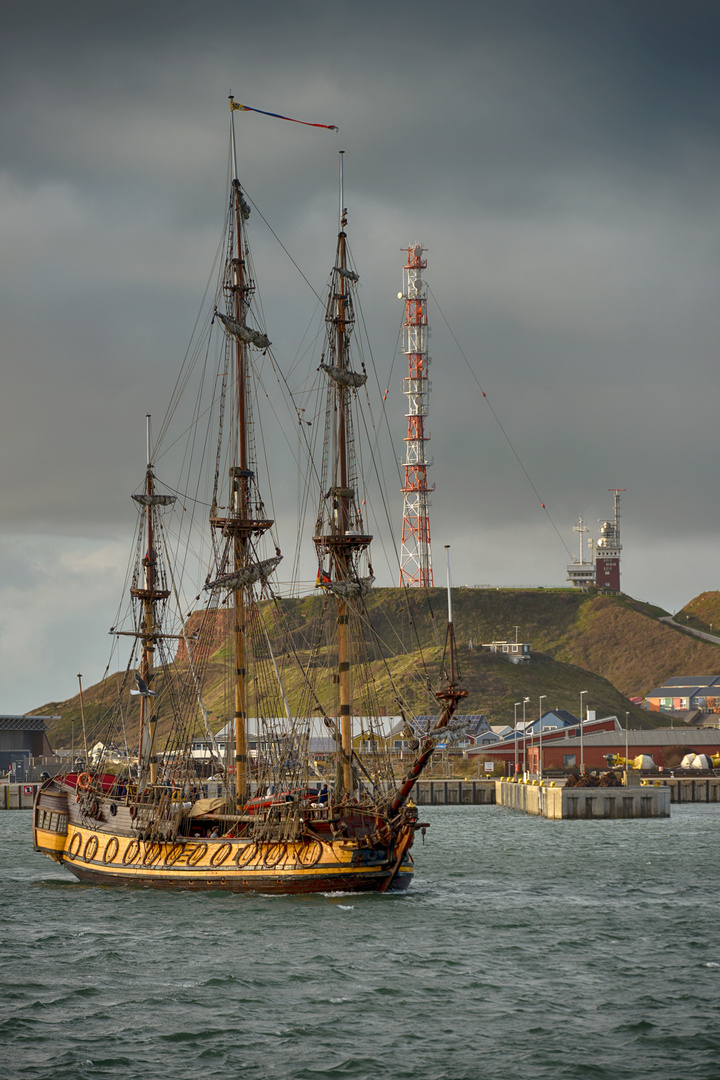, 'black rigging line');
427,284,573,561
243,190,326,307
